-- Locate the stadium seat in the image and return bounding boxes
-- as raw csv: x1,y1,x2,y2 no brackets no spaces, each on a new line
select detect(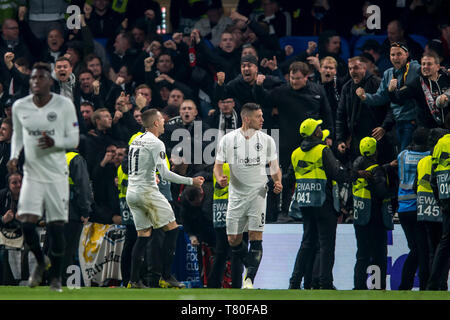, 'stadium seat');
279,36,351,61
353,34,429,56
94,37,108,48
409,34,429,49
353,35,387,56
